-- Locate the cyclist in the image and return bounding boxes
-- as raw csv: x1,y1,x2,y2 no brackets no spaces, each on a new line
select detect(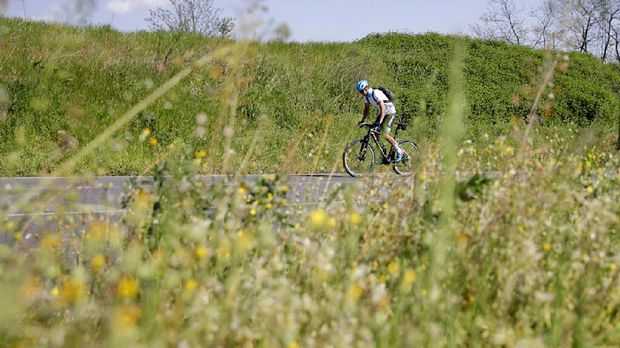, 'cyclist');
355,80,404,162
